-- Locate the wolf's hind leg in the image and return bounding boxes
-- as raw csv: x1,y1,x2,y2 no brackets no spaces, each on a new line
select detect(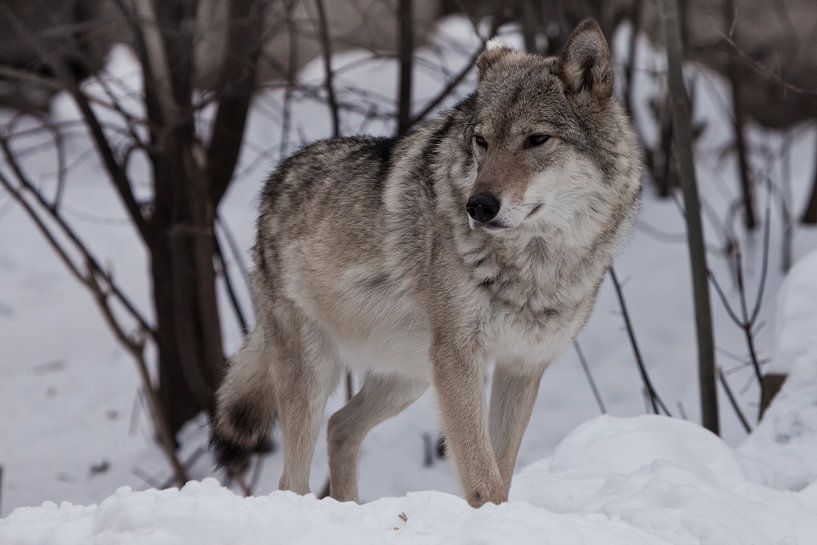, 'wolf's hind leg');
212,326,278,470
274,320,341,495
328,373,428,502
488,364,545,493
